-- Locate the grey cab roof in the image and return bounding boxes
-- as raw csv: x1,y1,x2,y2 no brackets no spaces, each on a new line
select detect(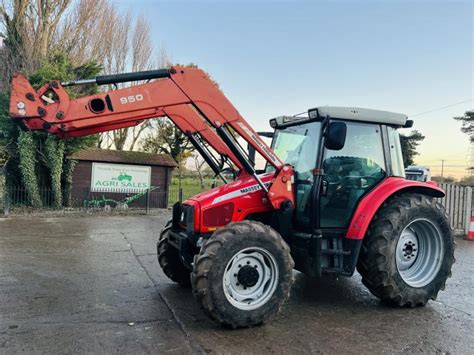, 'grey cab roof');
314,106,408,126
